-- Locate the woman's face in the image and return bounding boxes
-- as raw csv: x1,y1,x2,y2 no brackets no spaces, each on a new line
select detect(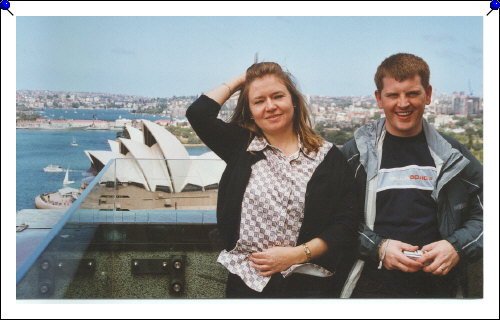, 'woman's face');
247,74,295,137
